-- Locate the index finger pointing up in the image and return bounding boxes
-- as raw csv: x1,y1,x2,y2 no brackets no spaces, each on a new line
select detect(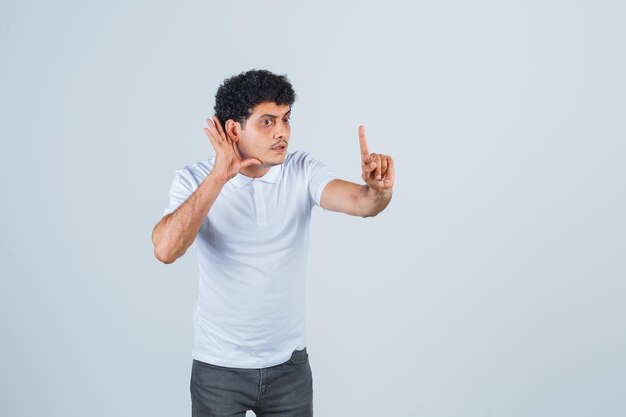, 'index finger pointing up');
359,125,370,163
